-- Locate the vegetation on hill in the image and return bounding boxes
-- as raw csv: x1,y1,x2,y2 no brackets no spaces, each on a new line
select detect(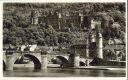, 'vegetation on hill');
3,3,126,46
